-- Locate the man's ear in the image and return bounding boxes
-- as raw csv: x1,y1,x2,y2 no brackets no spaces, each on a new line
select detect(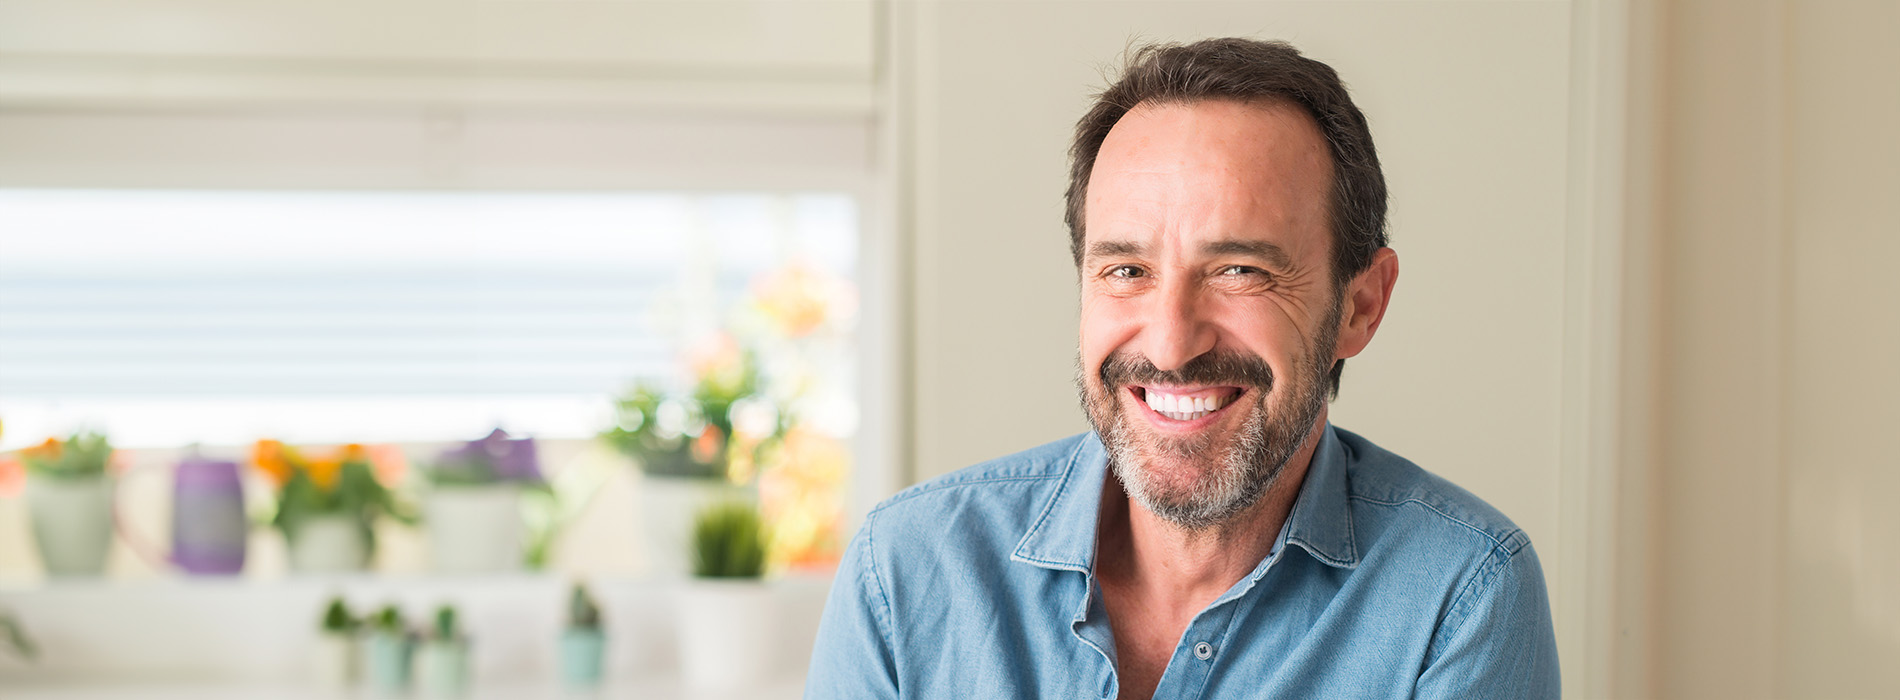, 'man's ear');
1334,247,1399,362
